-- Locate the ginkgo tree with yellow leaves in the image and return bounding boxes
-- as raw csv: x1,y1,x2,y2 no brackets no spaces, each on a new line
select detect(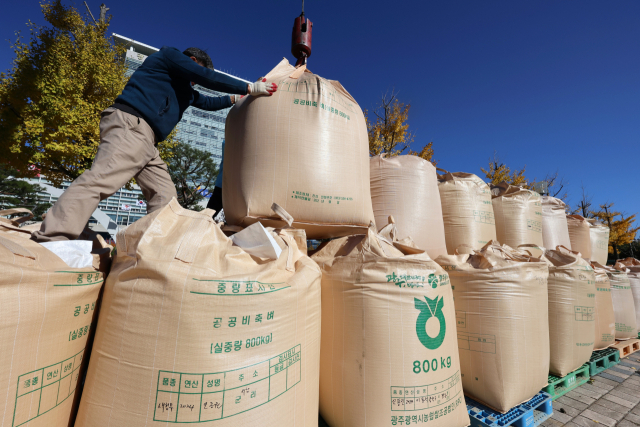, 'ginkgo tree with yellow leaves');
366,91,437,164
481,152,528,187
481,152,568,200
592,202,640,261
0,0,175,187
